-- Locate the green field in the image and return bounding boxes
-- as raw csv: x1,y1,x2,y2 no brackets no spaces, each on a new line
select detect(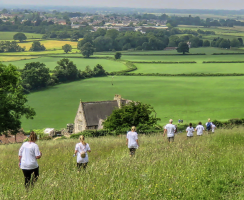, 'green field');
21,76,244,130
133,63,244,74
3,57,126,72
0,32,43,40
1,129,244,199
122,54,244,62
177,25,244,40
